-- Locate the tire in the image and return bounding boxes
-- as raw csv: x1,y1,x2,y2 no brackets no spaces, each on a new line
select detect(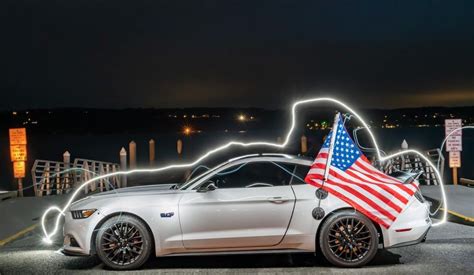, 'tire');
95,214,152,270
318,210,378,267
